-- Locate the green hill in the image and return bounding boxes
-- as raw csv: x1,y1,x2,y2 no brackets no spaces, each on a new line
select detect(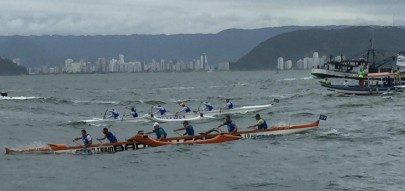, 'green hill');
232,26,405,70
0,57,27,75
